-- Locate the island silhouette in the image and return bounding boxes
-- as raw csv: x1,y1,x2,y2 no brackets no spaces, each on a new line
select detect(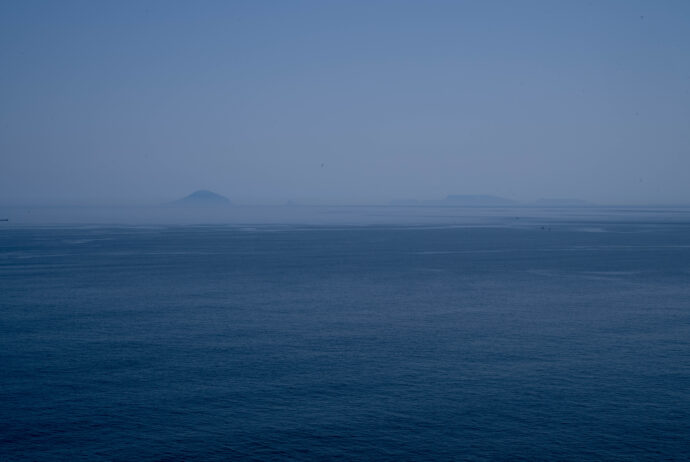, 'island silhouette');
168,190,232,207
